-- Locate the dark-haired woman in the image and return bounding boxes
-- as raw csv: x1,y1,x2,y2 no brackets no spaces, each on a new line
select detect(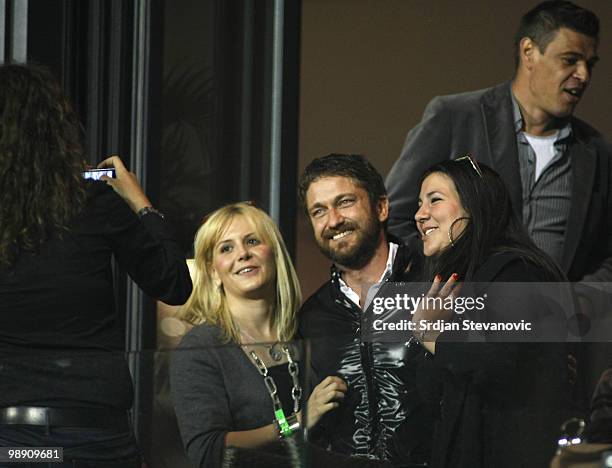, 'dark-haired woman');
411,157,574,468
0,64,192,466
